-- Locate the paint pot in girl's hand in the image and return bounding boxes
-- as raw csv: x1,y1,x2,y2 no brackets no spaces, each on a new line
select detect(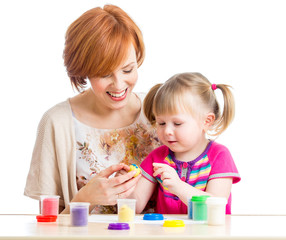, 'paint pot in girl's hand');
206,197,227,226
70,202,90,227
40,195,60,216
